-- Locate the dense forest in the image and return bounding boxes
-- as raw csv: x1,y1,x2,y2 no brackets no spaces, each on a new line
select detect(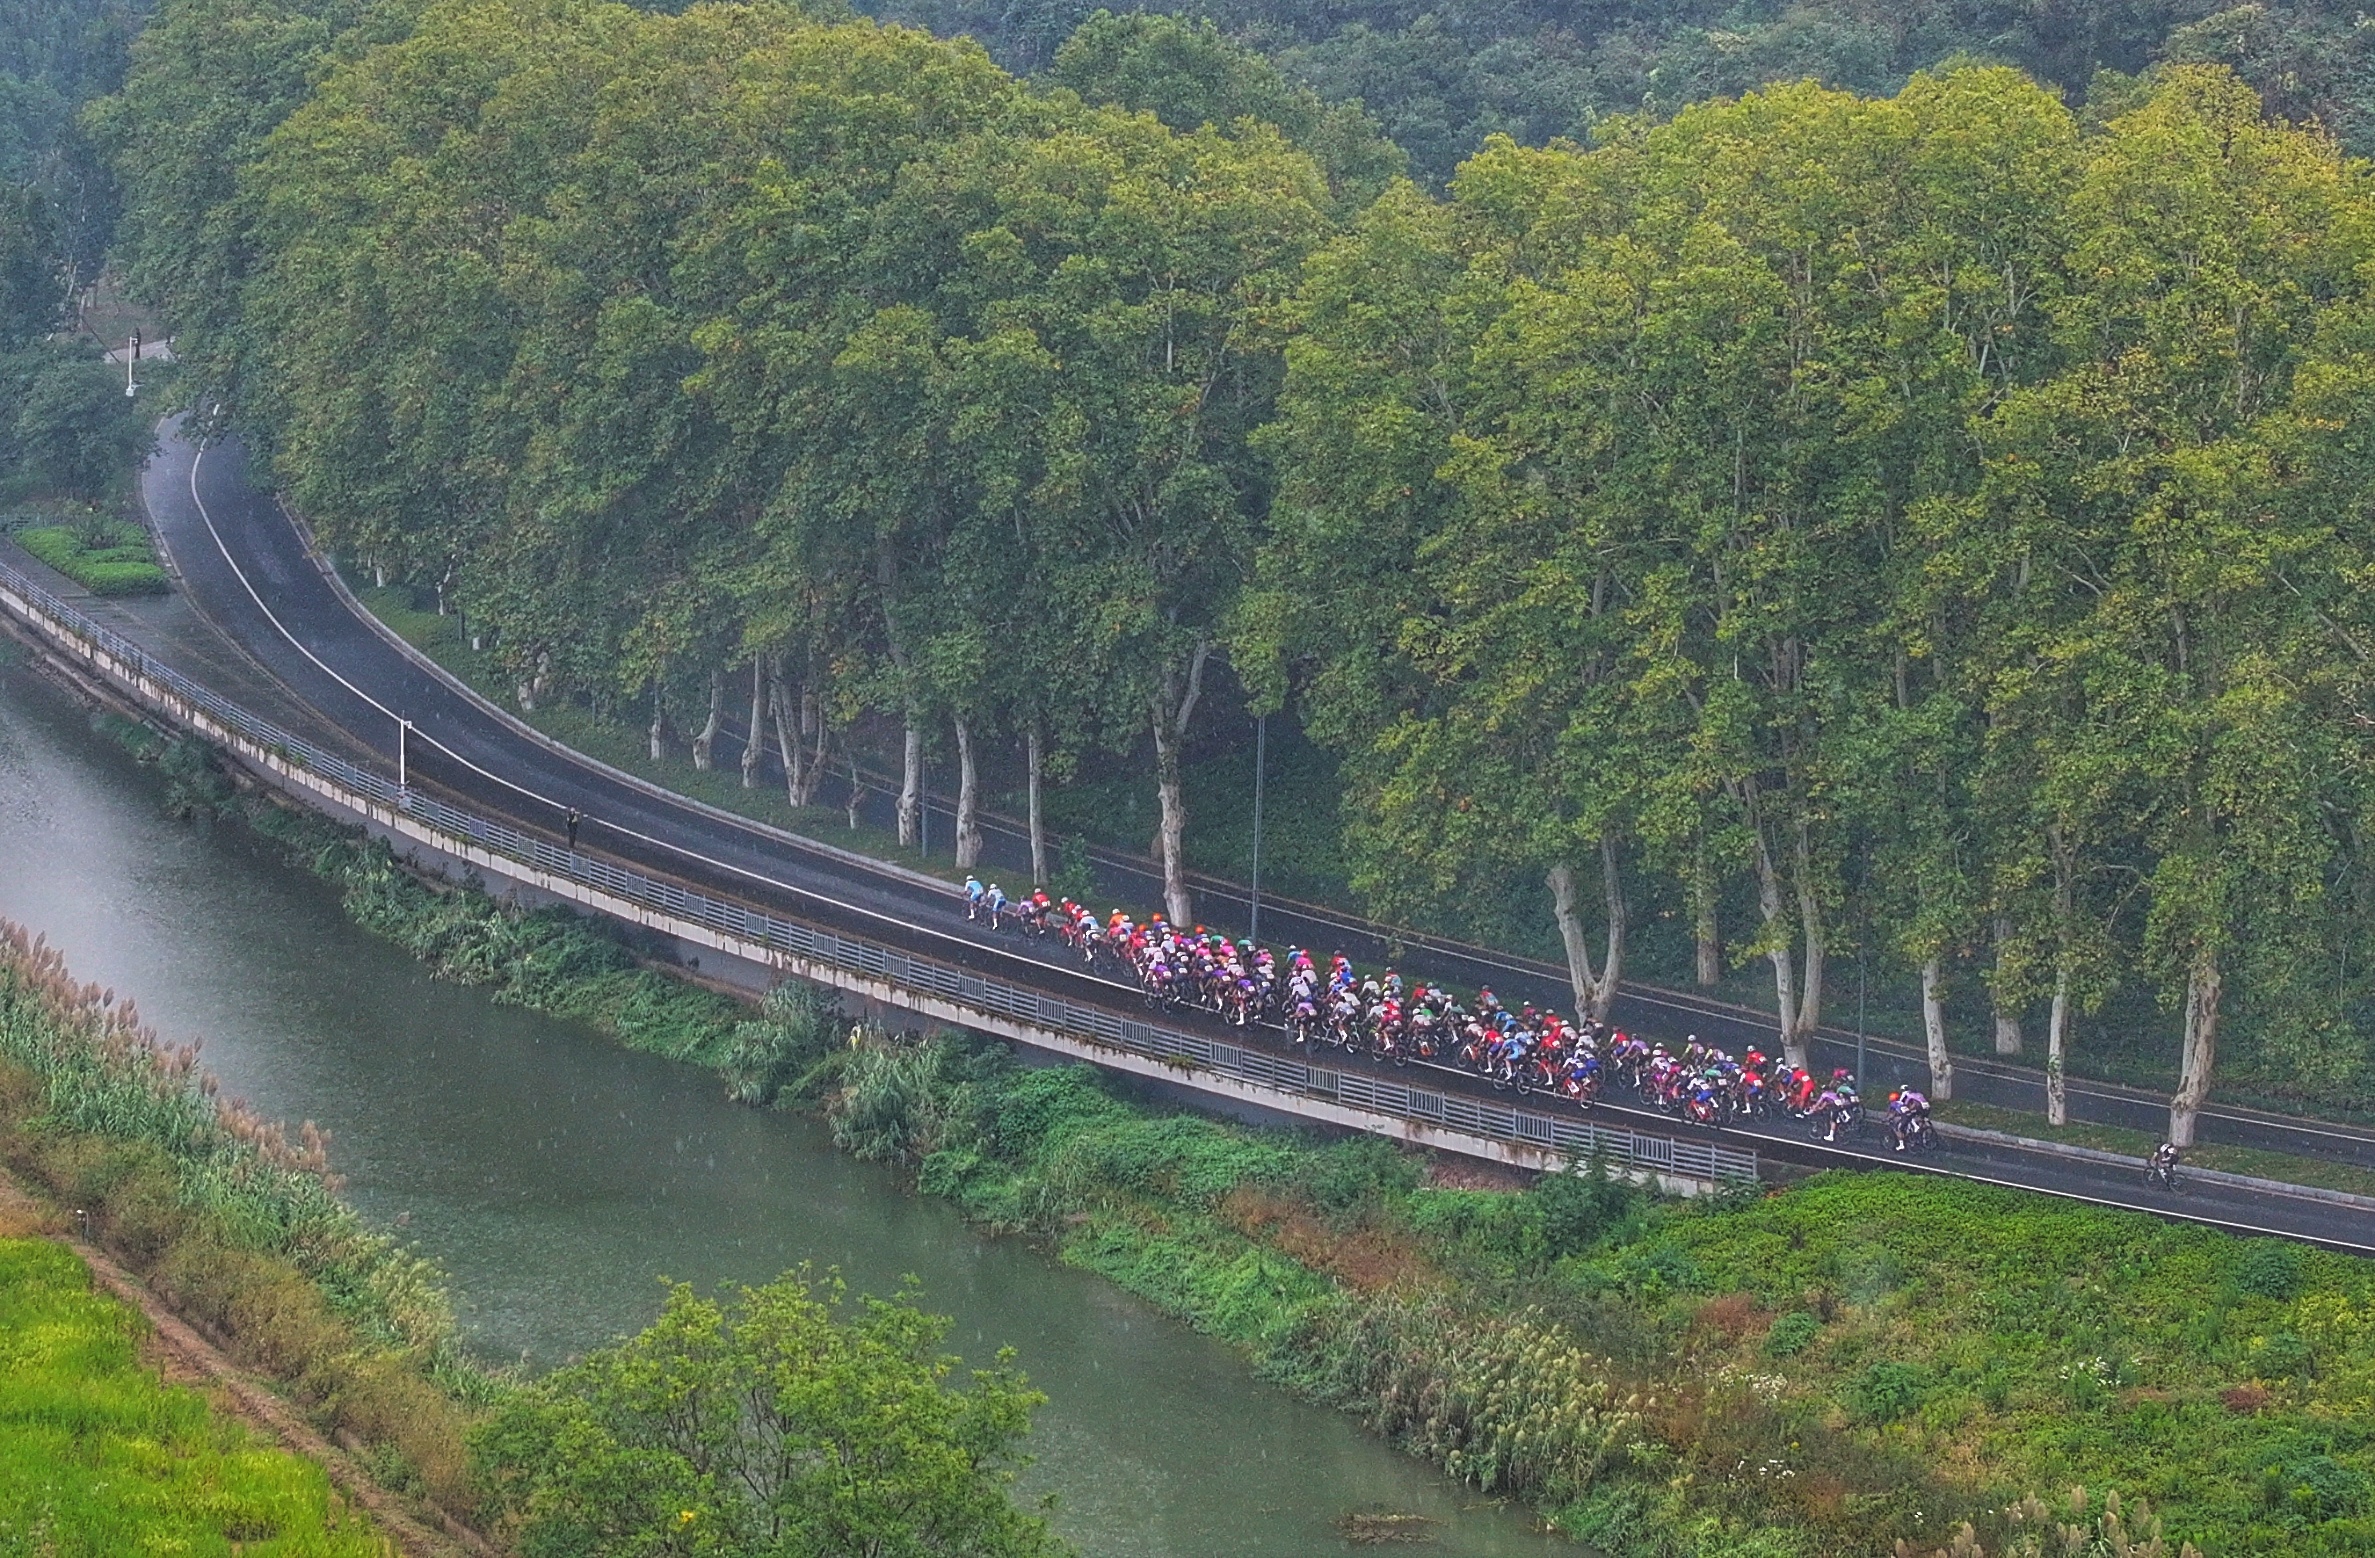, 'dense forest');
885,0,2375,182
54,0,2375,1143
